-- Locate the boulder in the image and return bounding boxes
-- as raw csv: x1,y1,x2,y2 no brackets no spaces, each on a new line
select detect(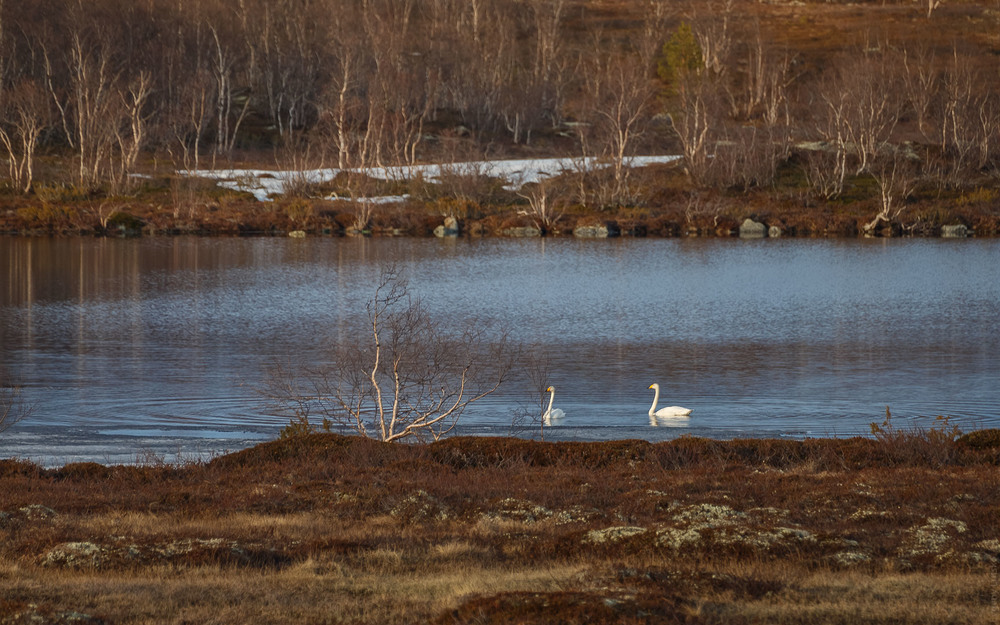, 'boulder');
739,218,767,238
941,224,969,238
434,216,459,238
574,224,609,238
573,220,620,238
